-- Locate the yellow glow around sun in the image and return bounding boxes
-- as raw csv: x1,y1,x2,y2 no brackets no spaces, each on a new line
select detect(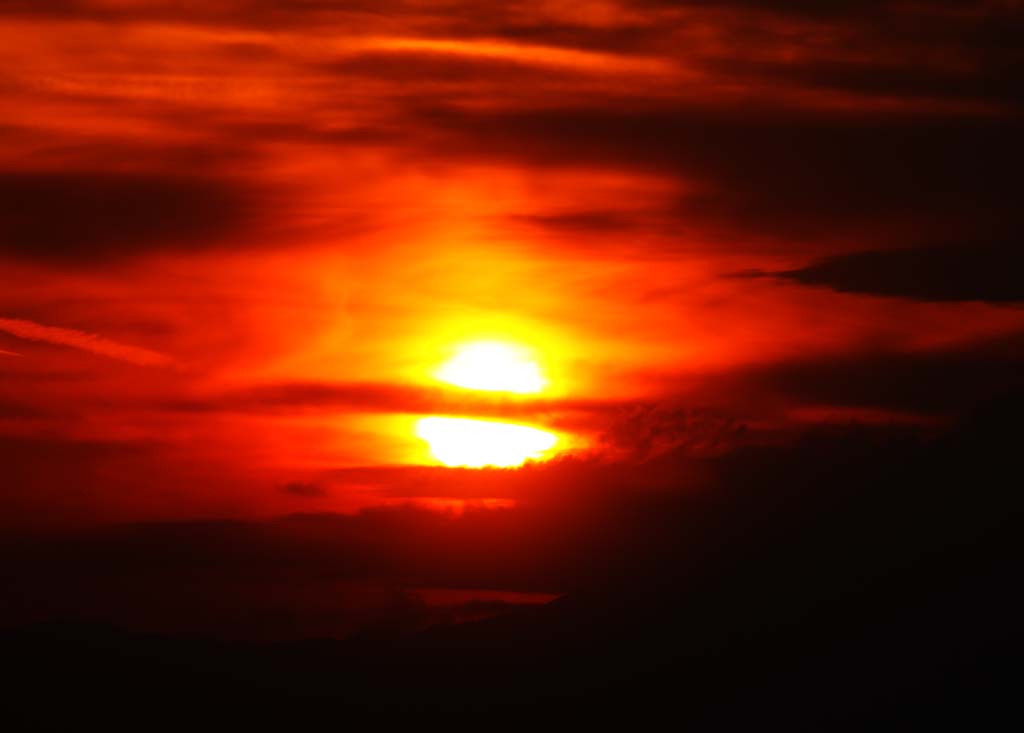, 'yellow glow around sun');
416,416,557,468
436,341,546,394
